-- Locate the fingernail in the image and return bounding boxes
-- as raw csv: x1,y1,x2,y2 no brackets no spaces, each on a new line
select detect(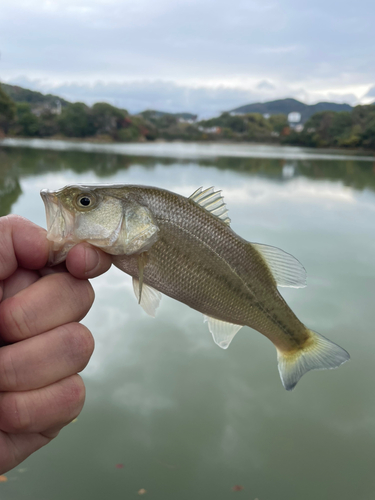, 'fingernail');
84,246,100,274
